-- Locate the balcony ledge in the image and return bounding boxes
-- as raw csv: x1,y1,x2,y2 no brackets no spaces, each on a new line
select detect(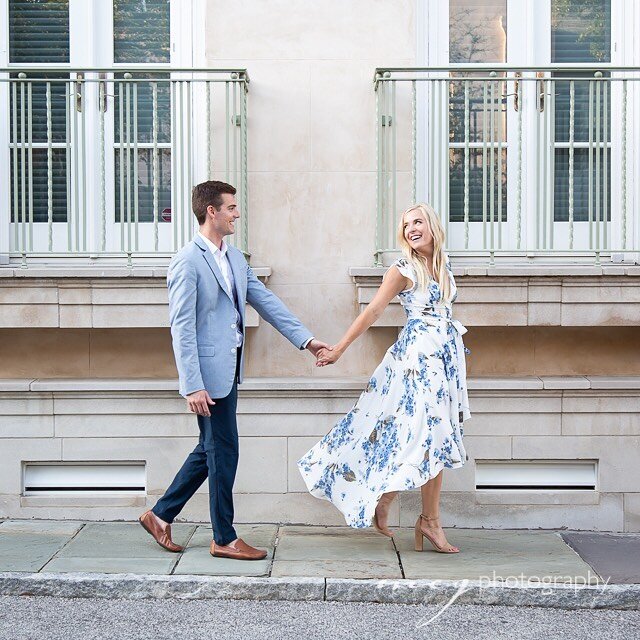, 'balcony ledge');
0,267,272,329
350,266,640,327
